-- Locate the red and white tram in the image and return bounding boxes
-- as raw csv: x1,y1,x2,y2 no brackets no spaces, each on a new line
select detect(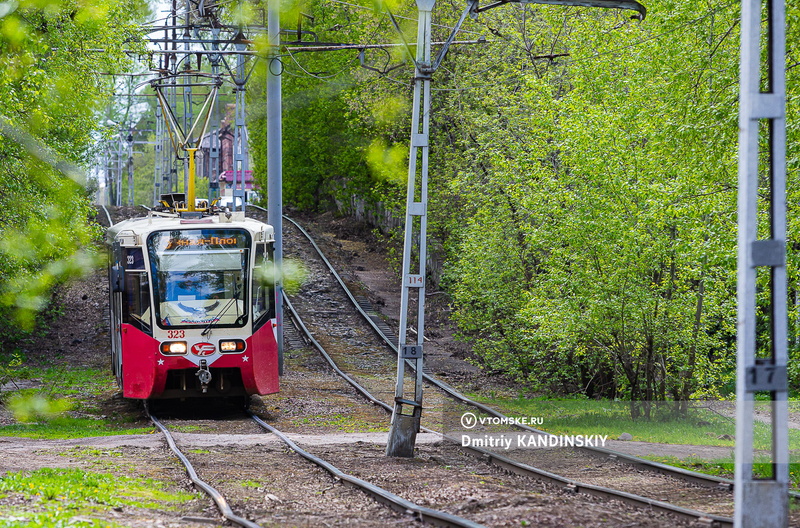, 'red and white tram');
107,207,279,401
